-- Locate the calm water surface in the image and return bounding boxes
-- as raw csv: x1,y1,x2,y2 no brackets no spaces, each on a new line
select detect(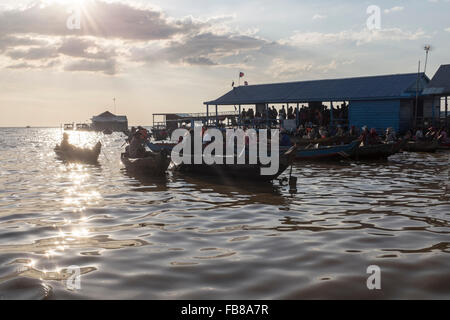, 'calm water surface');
0,128,449,299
